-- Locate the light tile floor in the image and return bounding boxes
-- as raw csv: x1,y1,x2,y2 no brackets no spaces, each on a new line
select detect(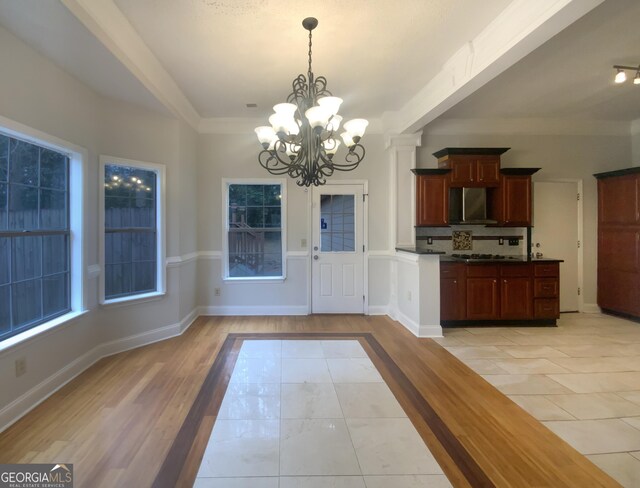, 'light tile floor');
438,312,640,487
195,339,451,488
